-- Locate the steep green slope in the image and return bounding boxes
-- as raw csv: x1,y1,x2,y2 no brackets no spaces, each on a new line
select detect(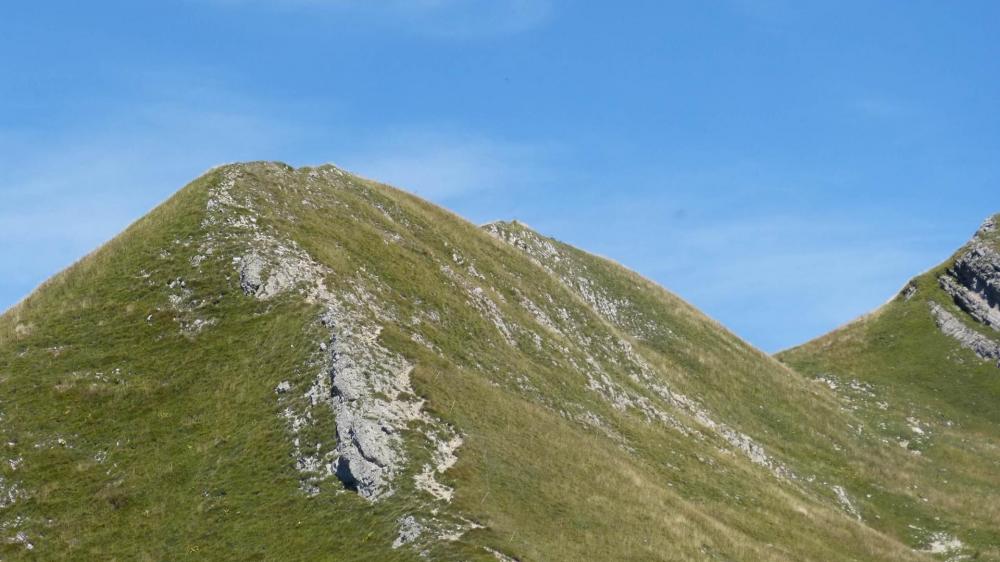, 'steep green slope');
0,162,968,560
780,216,1000,560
